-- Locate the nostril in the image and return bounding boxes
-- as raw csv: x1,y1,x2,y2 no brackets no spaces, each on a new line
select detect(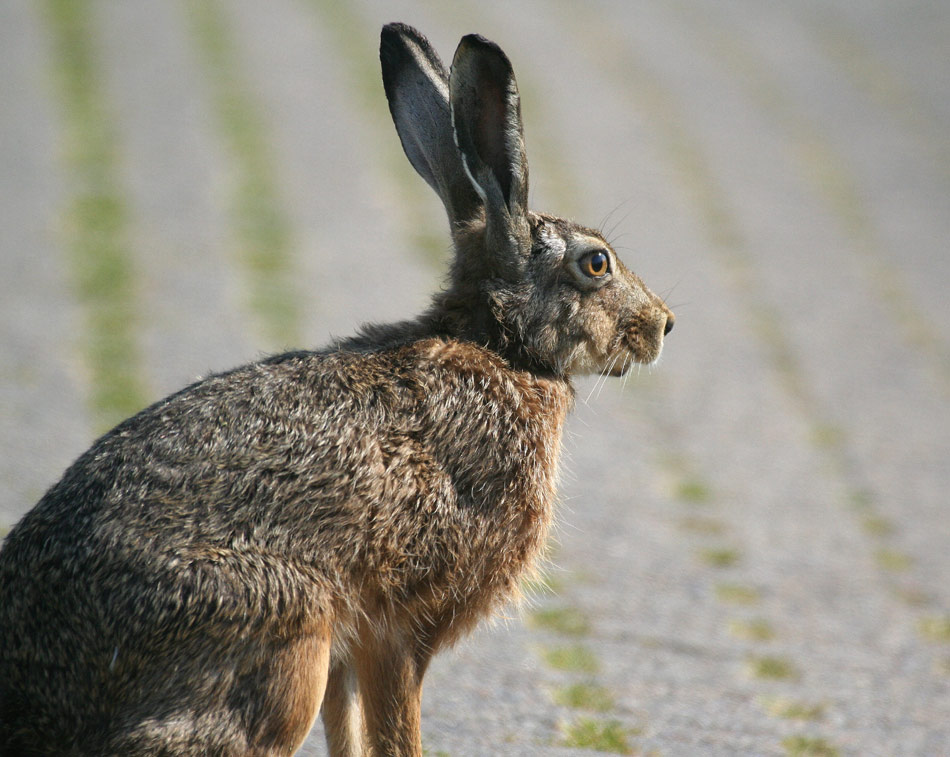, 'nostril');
664,313,675,336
